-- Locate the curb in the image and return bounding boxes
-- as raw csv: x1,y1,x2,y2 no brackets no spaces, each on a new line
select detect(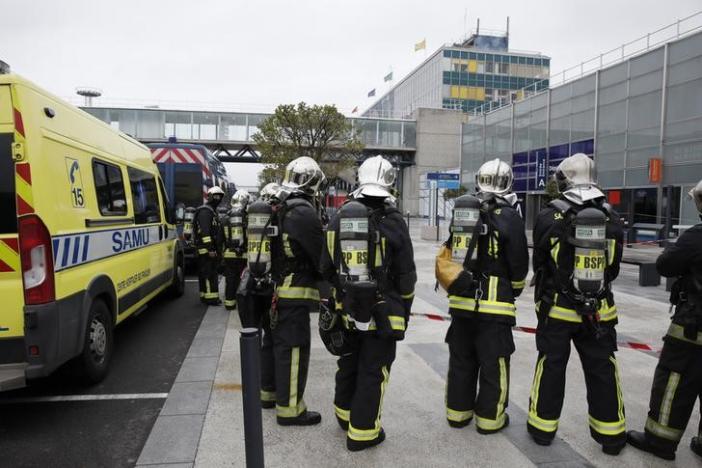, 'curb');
135,306,229,467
